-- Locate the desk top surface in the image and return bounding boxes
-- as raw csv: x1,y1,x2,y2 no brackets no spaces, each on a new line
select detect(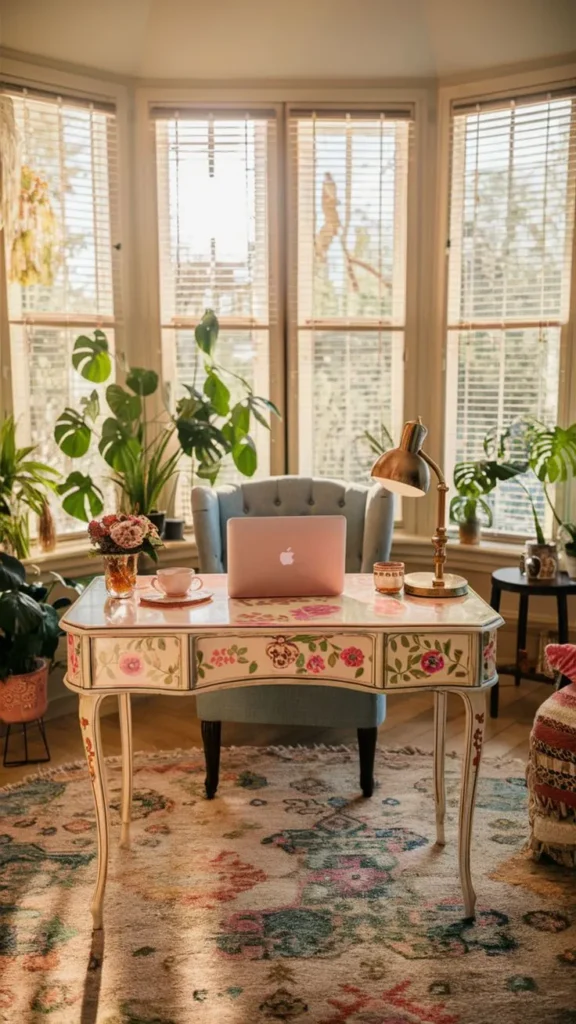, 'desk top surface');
61,574,503,633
